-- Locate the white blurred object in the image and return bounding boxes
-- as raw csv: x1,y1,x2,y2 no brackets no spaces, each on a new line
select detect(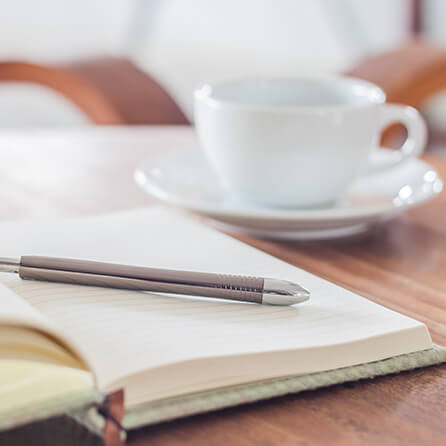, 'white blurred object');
0,84,89,127
346,0,410,52
0,0,412,127
424,0,446,44
130,0,410,119
0,0,137,62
